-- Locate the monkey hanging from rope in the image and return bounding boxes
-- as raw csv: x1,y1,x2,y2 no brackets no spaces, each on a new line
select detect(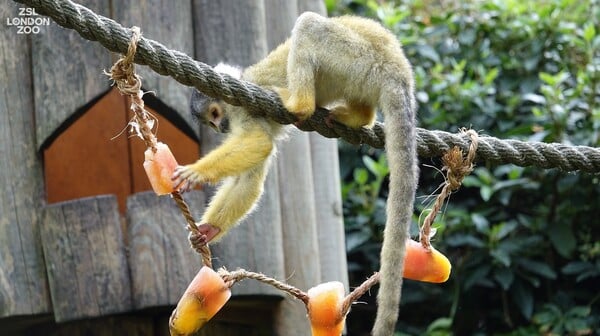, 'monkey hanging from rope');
172,12,418,335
